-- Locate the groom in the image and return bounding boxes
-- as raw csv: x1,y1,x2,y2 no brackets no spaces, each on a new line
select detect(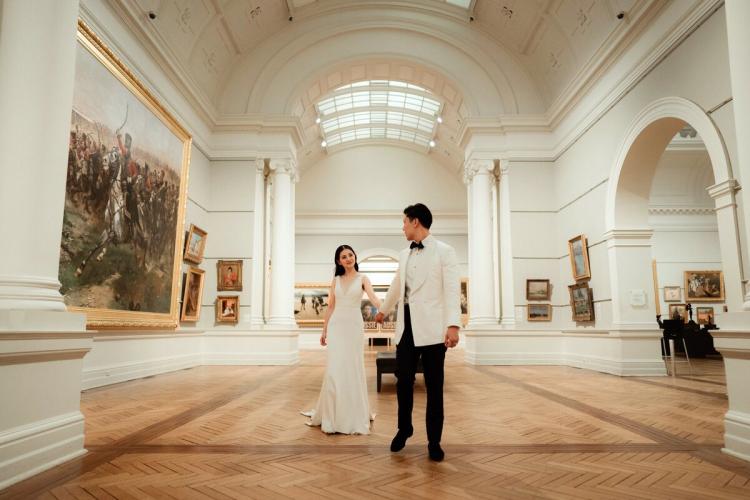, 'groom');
376,203,460,461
